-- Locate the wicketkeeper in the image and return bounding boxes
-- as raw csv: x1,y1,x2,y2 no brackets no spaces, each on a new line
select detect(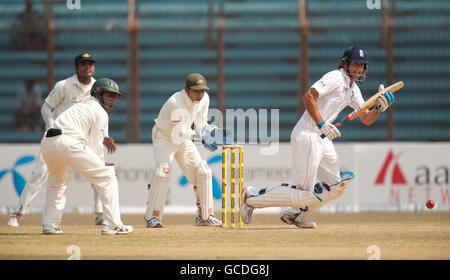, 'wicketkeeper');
145,73,230,228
